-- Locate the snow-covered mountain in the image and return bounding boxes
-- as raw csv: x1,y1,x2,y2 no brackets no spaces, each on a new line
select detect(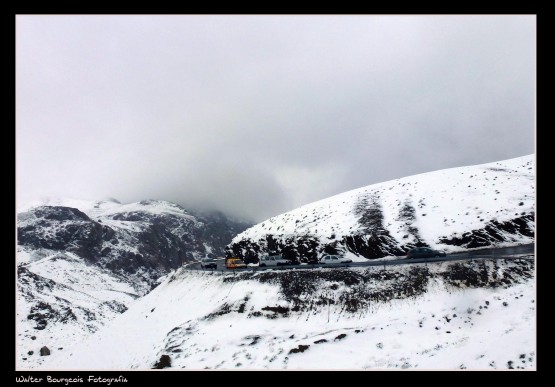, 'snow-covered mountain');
228,155,535,263
16,199,251,368
36,258,535,370
18,199,251,280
